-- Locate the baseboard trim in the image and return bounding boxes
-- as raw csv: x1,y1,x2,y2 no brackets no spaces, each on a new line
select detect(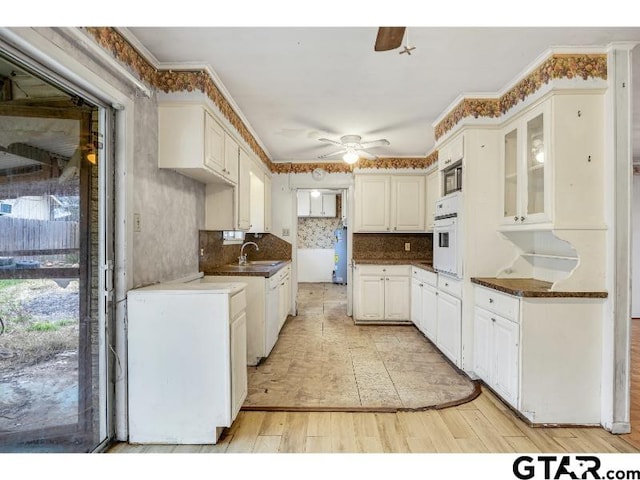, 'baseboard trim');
610,422,632,434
